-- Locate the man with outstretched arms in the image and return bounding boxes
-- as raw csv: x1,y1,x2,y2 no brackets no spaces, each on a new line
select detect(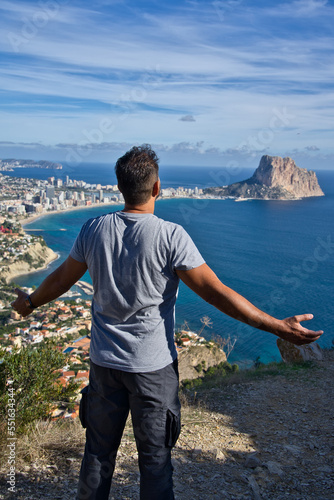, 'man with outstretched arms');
12,145,323,500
